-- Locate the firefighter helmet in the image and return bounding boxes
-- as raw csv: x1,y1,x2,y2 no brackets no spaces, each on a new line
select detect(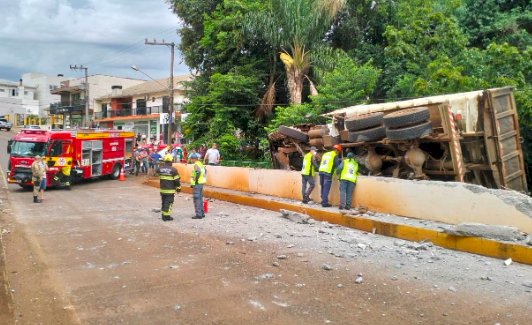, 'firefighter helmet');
163,154,173,162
